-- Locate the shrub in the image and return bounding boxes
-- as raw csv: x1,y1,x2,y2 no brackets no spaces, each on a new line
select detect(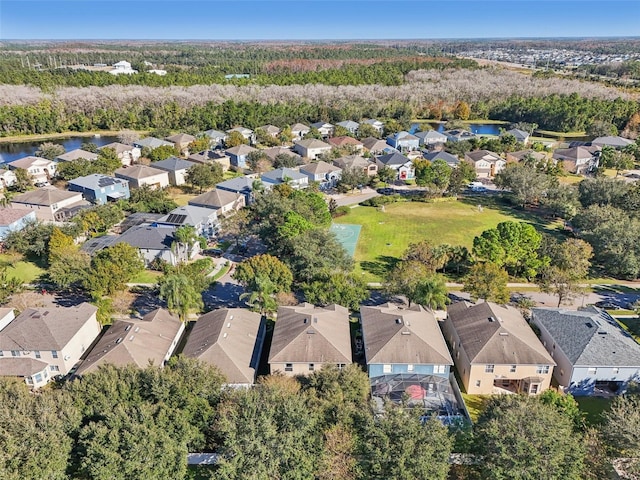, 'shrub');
332,206,351,218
